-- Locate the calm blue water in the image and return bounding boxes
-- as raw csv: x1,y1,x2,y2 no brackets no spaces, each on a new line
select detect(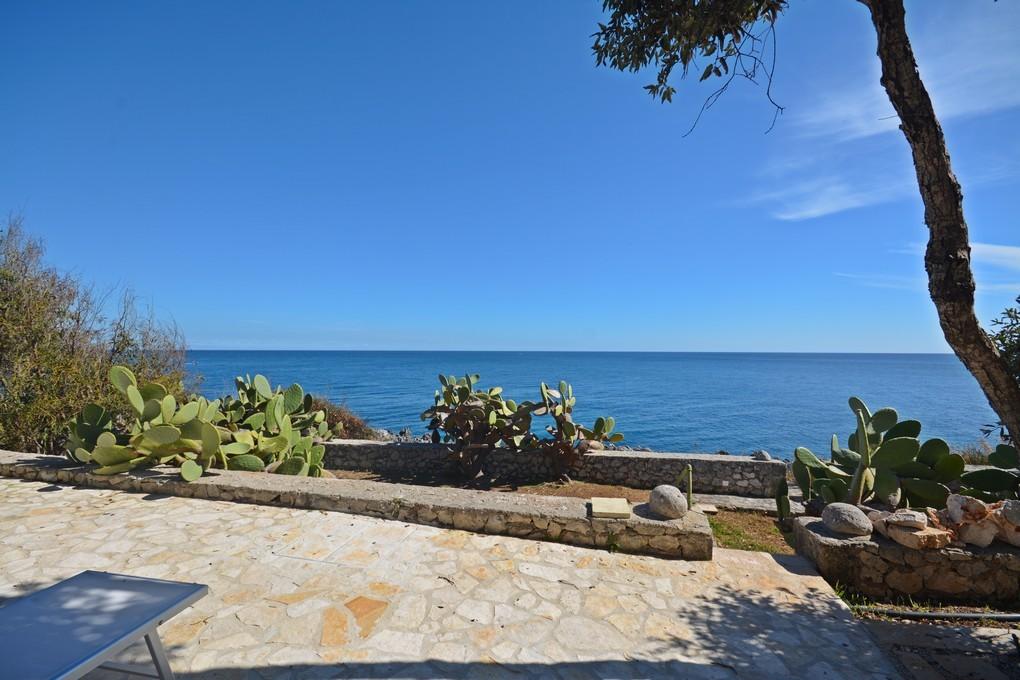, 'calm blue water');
186,351,999,460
